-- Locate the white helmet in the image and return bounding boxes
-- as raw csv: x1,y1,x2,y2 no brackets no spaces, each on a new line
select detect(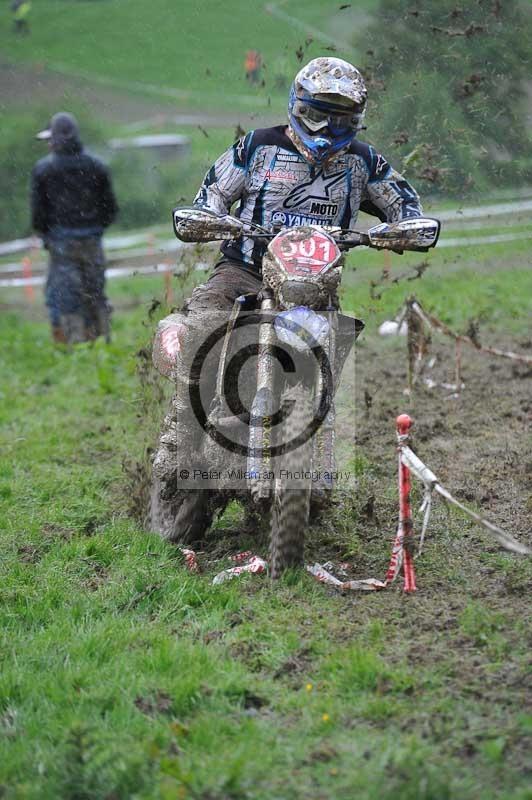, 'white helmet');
288,57,367,164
